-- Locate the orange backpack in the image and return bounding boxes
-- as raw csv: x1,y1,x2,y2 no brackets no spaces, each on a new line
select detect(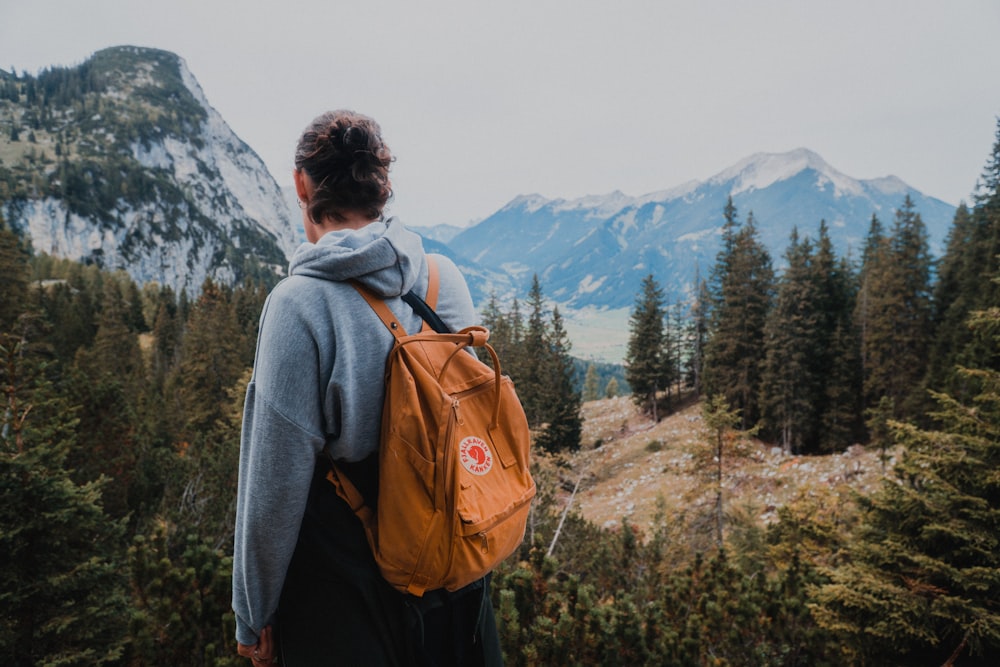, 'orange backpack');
326,260,536,597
